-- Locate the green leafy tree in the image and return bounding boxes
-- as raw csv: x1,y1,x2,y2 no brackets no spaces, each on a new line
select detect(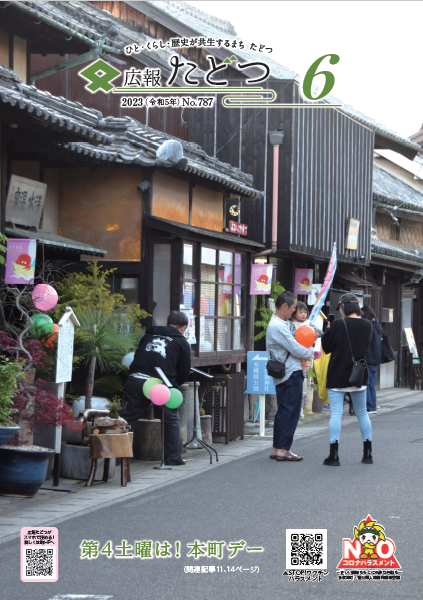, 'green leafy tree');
0,359,25,426
51,261,148,335
253,281,285,342
74,307,139,410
